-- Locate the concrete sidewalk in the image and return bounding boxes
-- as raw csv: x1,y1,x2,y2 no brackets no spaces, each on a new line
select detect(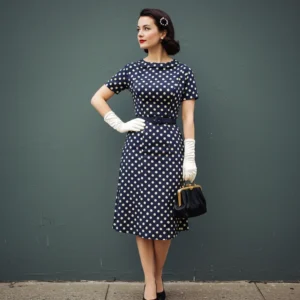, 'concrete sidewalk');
0,280,299,299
